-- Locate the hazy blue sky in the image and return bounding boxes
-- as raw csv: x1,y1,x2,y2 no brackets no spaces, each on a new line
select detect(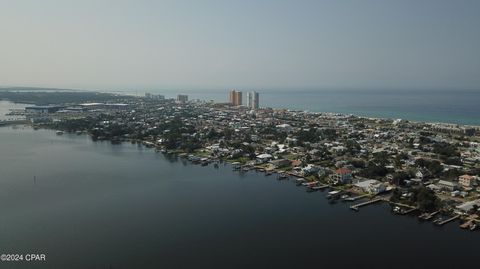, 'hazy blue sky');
0,0,479,90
